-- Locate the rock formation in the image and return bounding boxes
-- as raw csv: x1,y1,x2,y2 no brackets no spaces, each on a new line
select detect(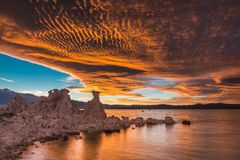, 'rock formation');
164,116,176,125
131,117,145,127
0,88,176,160
145,118,164,125
182,120,191,125
30,89,80,119
83,91,107,121
121,116,131,128
48,89,75,118
6,95,28,114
